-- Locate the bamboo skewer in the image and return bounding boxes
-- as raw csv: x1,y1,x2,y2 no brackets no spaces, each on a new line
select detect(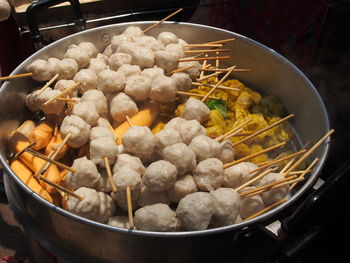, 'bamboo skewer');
177,91,219,100
215,118,253,142
199,54,208,79
249,149,307,175
35,133,72,177
192,82,239,91
232,114,295,147
243,199,286,221
126,186,135,230
178,56,230,62
201,66,235,102
42,81,80,106
217,128,244,142
199,67,250,72
21,148,76,173
281,129,334,177
37,74,59,96
204,38,236,45
289,158,319,191
185,43,223,48
223,142,287,169
104,156,117,193
235,168,276,192
142,8,183,33
197,71,223,82
240,175,298,198
0,72,33,81
184,48,230,54
168,65,195,75
14,141,36,158
37,175,84,201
